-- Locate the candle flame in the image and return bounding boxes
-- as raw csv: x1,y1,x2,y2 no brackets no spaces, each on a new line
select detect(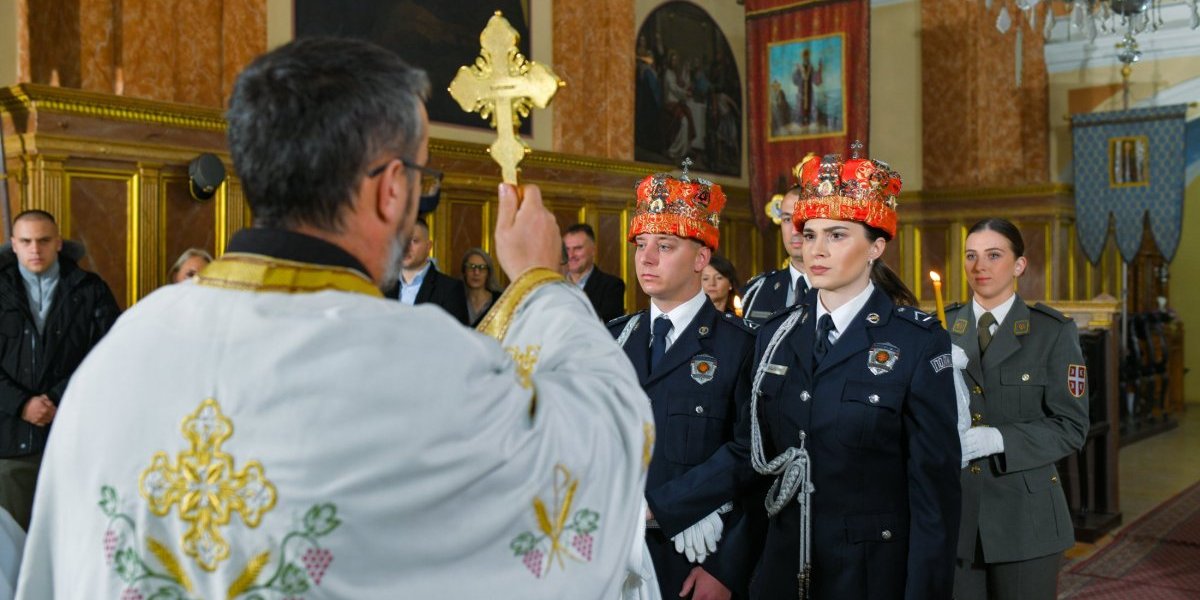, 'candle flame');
732,295,743,317
929,271,941,282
